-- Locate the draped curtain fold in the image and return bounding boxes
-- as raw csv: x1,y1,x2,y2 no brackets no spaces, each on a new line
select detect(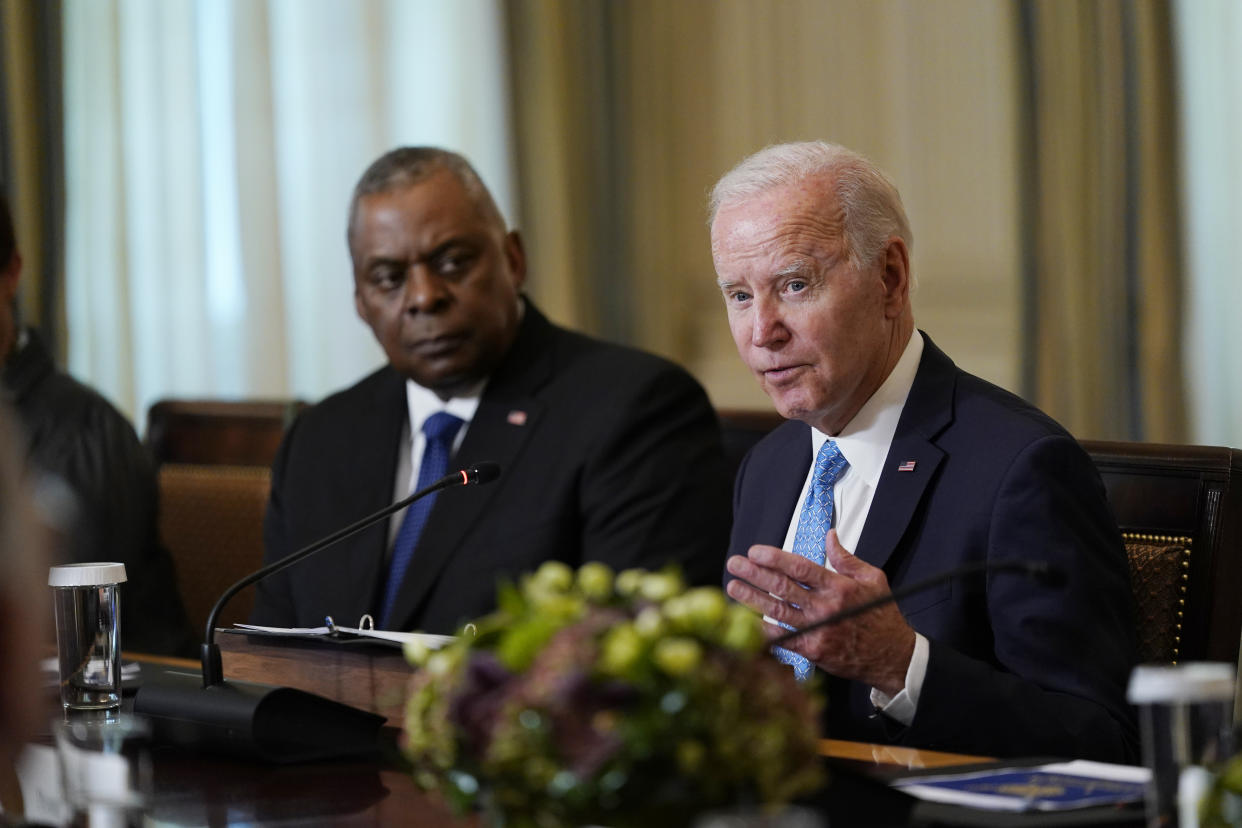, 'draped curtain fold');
36,0,1196,440
1019,0,1185,441
61,0,514,423
0,0,63,360
507,0,1026,411
1173,0,1242,448
504,0,623,340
